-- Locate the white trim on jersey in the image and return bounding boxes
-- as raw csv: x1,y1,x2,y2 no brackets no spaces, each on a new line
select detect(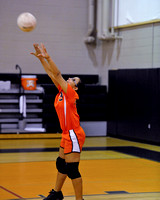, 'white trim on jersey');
69,129,80,152
64,95,67,128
